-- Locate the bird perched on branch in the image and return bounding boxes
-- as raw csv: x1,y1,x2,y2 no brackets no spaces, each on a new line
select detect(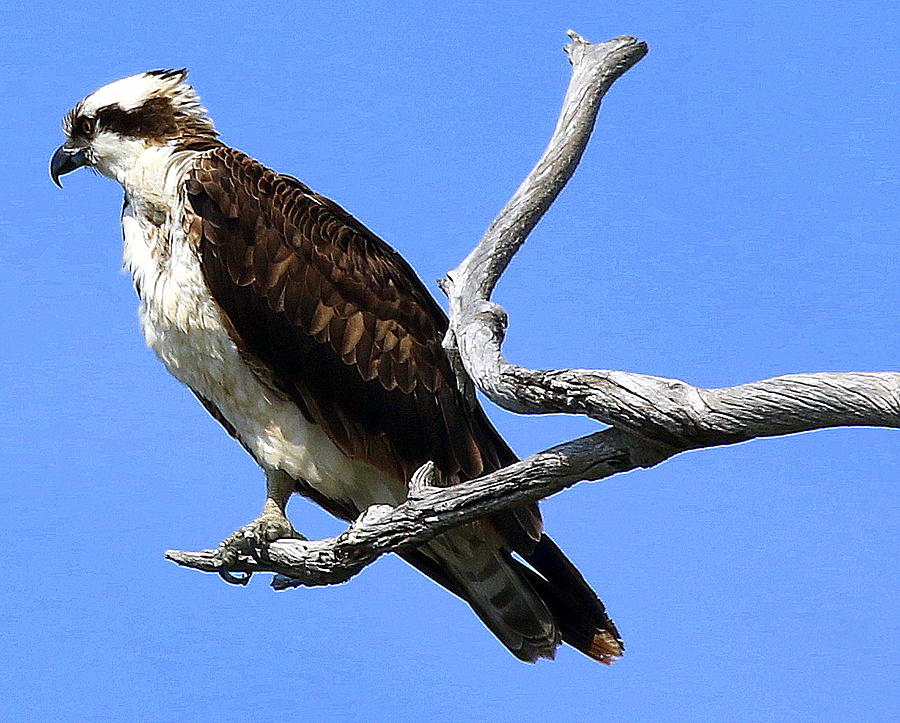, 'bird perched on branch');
51,69,622,663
